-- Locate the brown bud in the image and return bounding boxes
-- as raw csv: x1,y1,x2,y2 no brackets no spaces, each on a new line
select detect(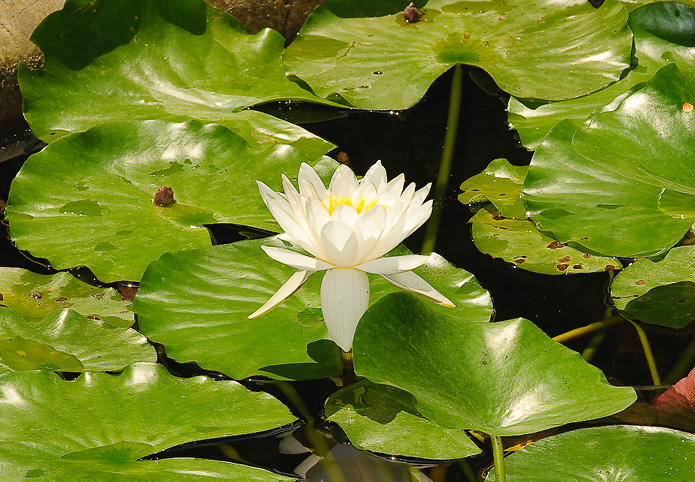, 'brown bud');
404,2,421,23
154,186,175,207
